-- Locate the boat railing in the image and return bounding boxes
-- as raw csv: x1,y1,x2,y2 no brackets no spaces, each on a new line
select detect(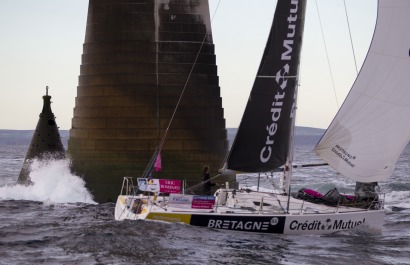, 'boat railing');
341,192,385,211
120,176,186,197
120,176,136,196
288,192,386,215
363,192,385,210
